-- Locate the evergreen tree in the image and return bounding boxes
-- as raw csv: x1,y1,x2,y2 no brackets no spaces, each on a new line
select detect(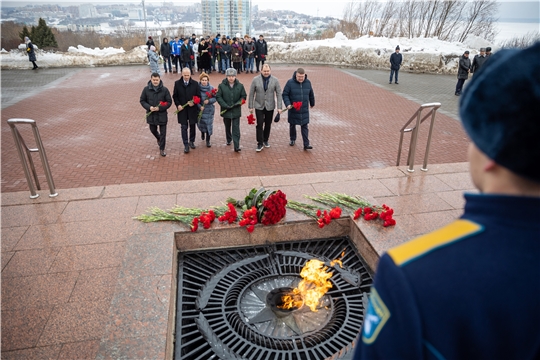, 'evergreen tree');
19,26,31,43
32,18,58,48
